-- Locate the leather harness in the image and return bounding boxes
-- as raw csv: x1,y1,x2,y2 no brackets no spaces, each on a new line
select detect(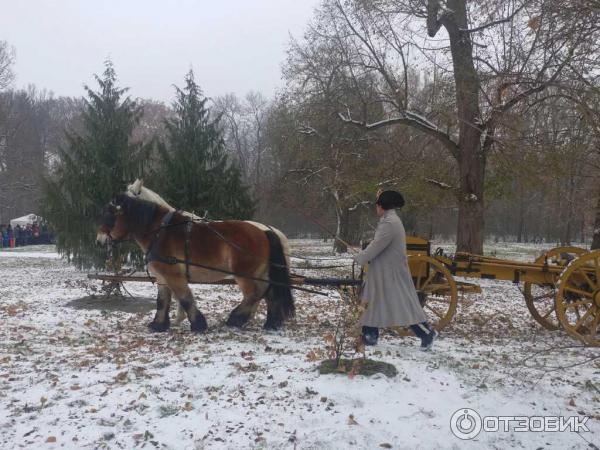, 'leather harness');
144,210,193,282
140,210,329,296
